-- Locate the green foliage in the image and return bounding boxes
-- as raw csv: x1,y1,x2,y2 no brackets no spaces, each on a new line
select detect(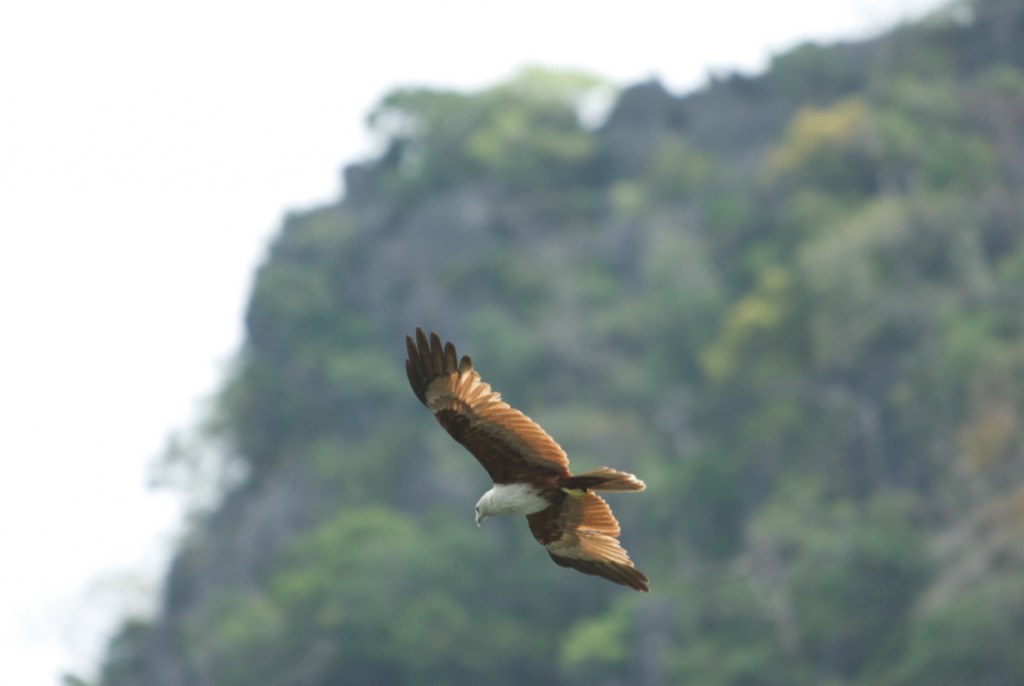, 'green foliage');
187,506,598,685
701,265,800,383
94,619,153,686
764,97,878,195
464,73,598,188
667,574,798,685
673,452,747,559
872,76,998,191
367,68,609,200
559,597,633,671
769,42,866,101
748,480,929,681
885,573,1024,685
643,137,714,202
